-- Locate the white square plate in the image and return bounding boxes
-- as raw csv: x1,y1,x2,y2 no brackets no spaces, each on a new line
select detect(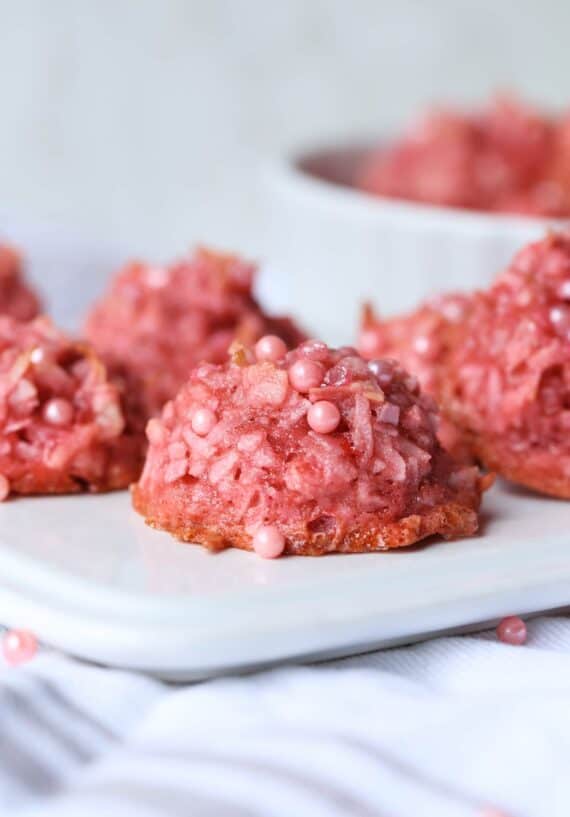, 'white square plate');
0,481,569,680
